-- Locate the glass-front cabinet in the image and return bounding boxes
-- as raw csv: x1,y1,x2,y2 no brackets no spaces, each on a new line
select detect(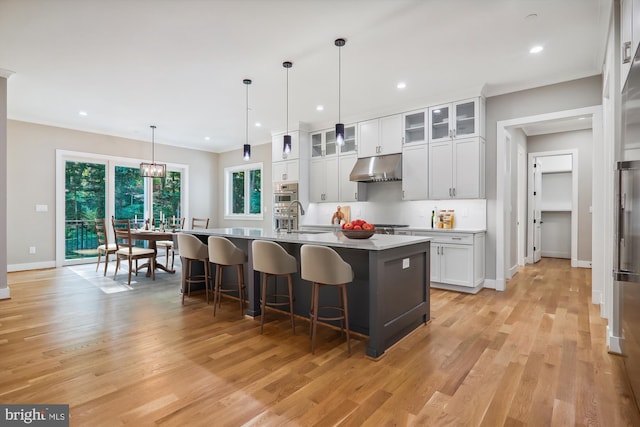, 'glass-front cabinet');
340,125,357,154
403,109,427,145
311,125,356,158
429,98,482,143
